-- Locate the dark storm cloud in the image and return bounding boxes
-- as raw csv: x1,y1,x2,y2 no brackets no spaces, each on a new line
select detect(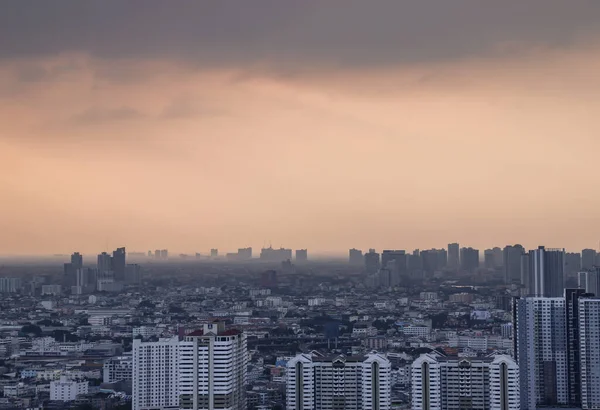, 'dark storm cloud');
1,0,600,68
